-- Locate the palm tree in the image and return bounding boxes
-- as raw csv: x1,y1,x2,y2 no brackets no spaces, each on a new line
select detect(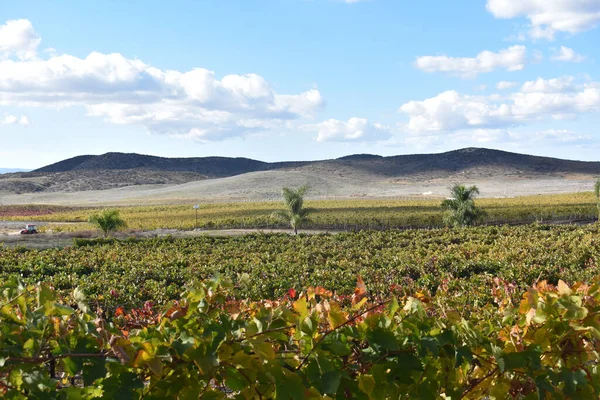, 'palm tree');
595,178,600,221
441,184,484,227
272,185,314,234
88,209,127,237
